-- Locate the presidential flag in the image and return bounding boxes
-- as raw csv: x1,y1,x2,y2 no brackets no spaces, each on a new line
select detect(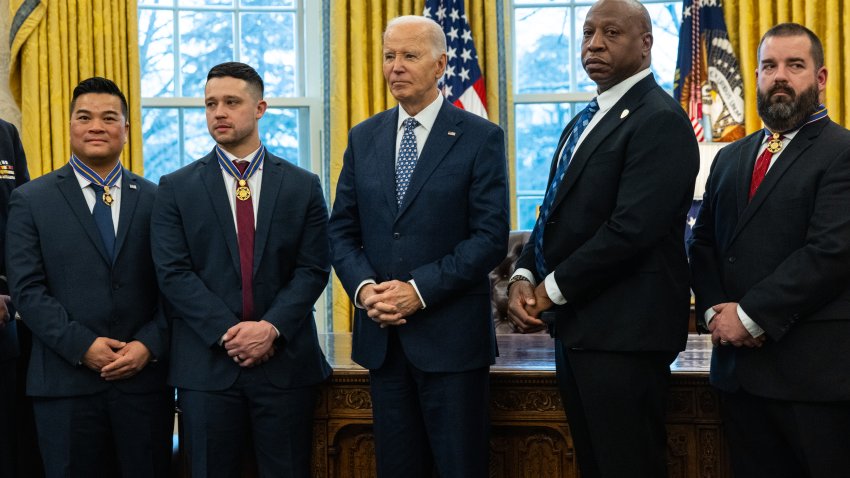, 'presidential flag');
423,0,489,119
674,0,745,142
